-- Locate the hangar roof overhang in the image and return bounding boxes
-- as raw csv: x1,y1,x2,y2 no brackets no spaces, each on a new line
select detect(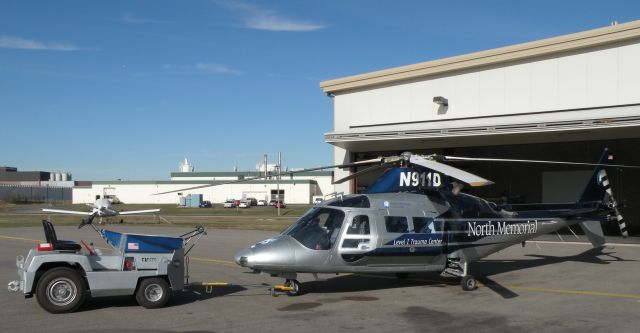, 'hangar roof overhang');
325,104,640,152
320,20,640,94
